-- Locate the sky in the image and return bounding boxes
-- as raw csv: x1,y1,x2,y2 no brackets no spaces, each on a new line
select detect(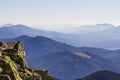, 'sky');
0,0,120,27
